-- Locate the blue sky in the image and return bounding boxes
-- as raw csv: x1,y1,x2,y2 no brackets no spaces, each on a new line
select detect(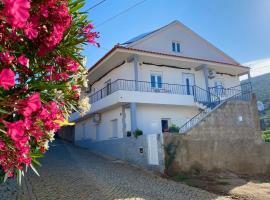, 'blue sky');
83,0,270,68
